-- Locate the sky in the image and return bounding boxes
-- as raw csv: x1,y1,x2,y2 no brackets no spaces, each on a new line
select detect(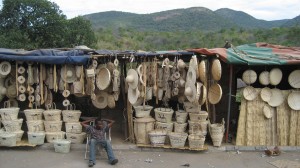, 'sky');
0,0,298,21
